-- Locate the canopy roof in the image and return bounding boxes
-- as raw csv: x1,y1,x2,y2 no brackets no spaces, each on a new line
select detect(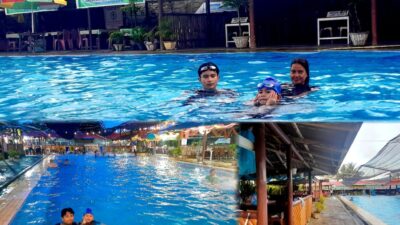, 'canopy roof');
358,134,400,178
262,123,361,176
